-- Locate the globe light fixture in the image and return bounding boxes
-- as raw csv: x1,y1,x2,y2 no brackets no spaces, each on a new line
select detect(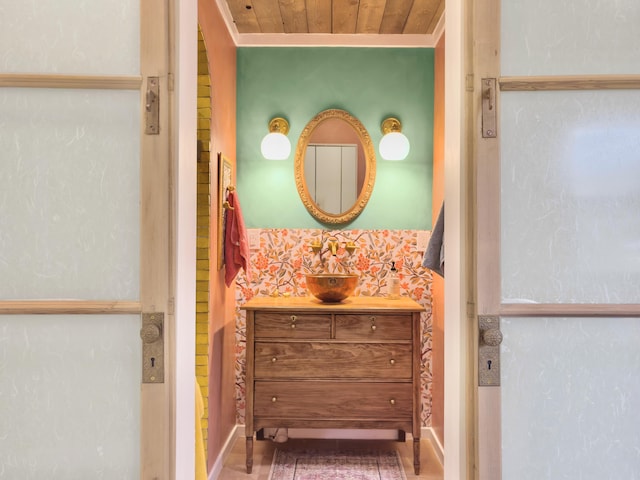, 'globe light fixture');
260,117,291,160
379,117,410,161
